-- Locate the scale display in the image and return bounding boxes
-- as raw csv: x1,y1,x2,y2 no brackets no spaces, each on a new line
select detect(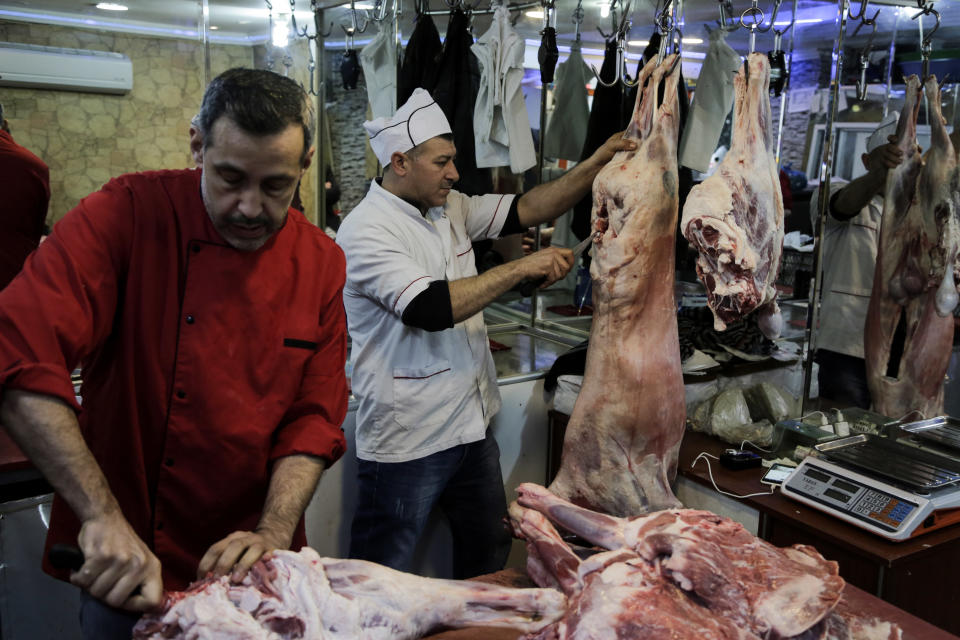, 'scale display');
780,458,939,541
